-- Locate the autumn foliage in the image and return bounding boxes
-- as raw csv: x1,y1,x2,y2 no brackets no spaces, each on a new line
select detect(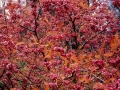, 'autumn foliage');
0,0,120,90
